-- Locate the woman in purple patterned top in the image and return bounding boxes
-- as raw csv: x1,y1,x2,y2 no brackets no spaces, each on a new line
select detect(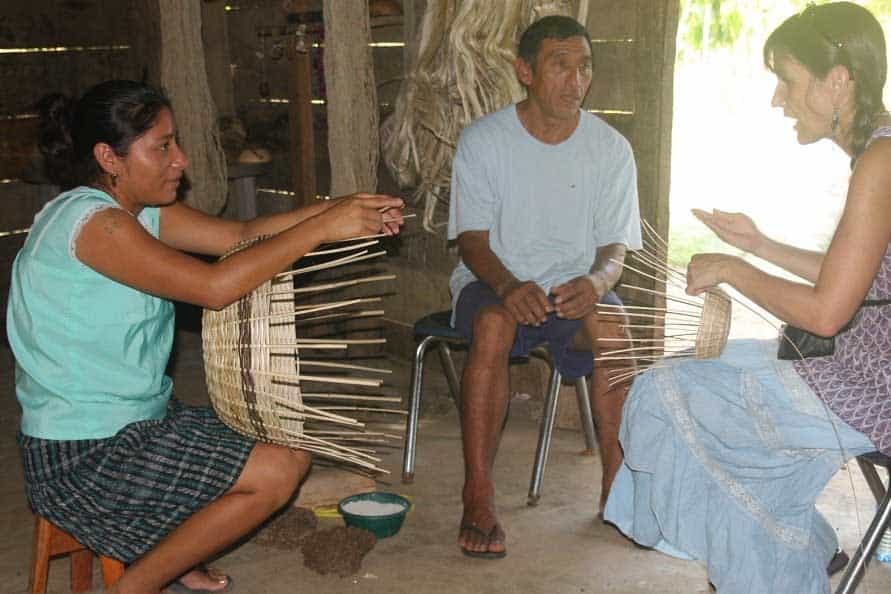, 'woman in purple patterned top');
604,3,891,593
